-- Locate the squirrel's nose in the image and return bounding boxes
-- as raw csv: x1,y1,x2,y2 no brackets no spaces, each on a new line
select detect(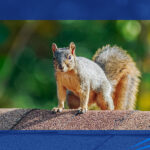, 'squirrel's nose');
59,64,64,70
